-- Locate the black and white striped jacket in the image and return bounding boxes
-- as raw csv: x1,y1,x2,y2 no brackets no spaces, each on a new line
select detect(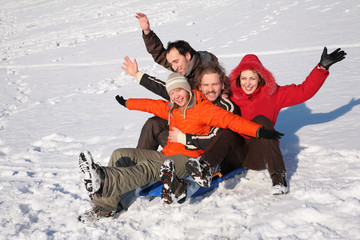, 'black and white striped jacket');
185,97,240,150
